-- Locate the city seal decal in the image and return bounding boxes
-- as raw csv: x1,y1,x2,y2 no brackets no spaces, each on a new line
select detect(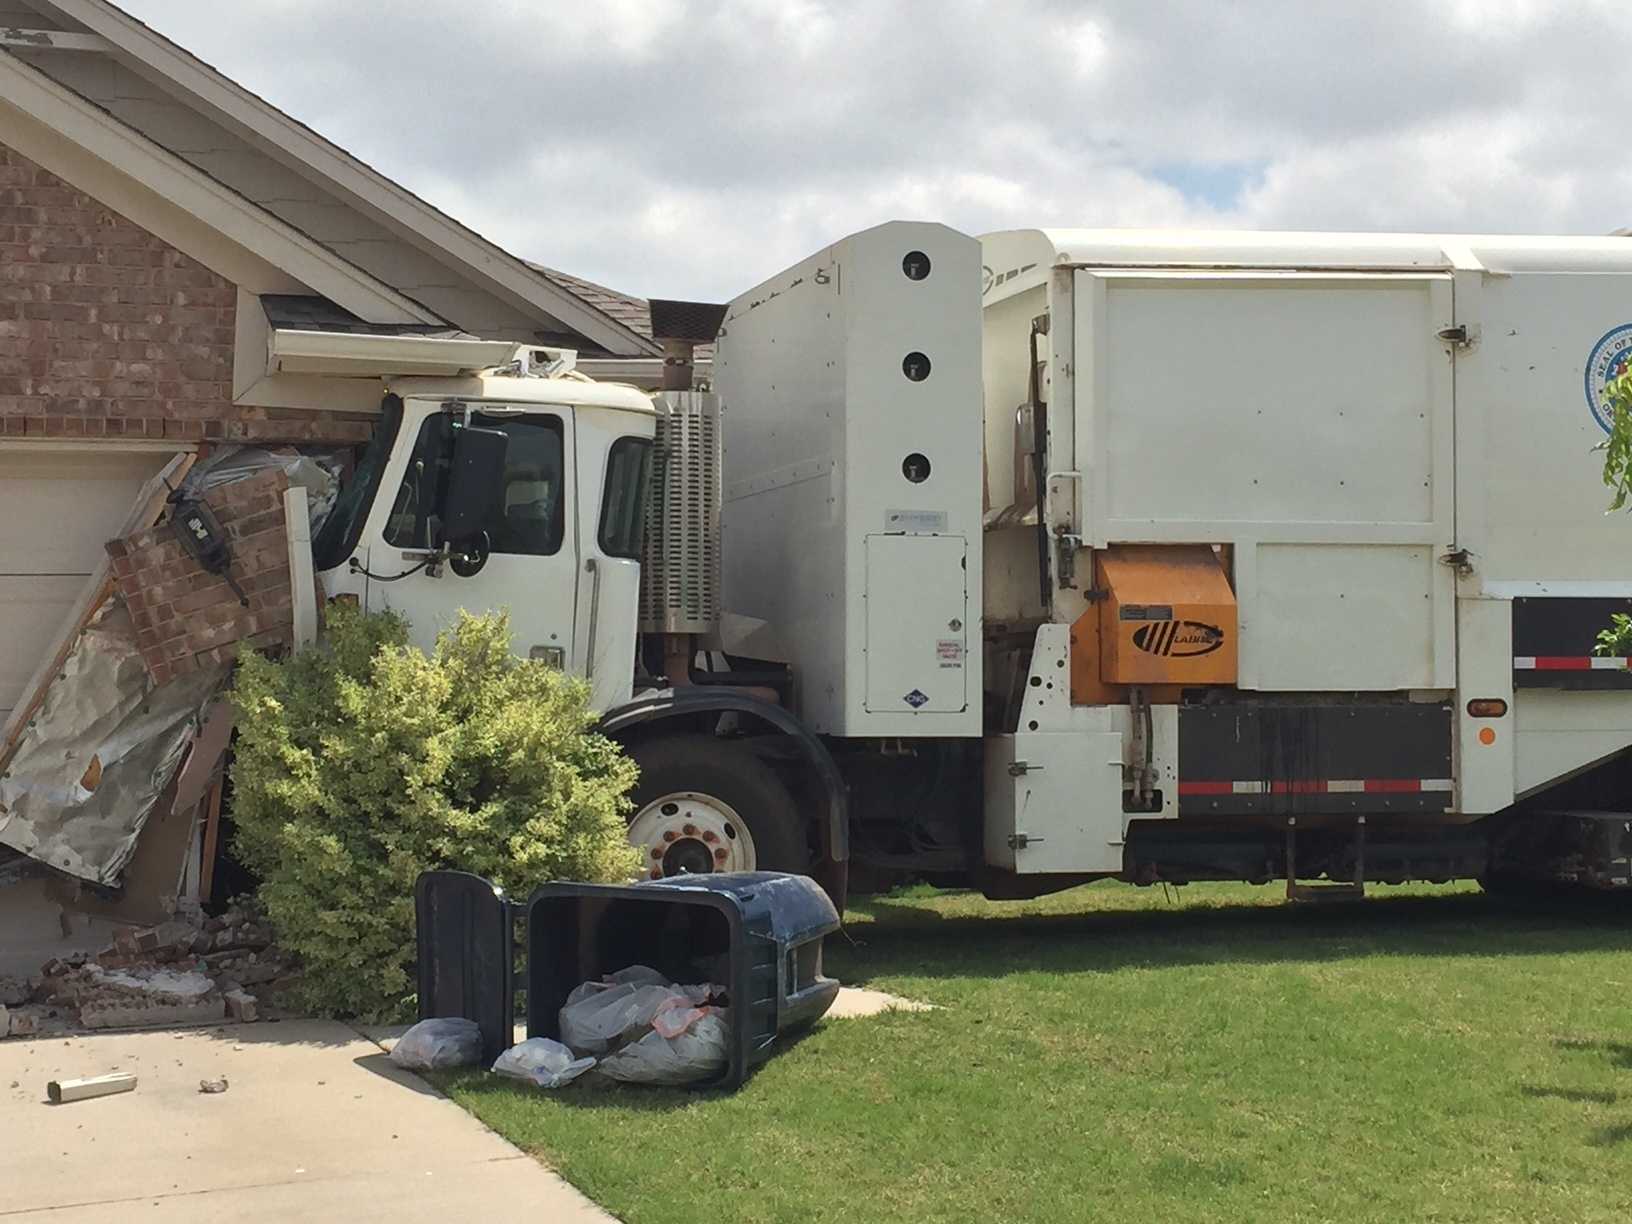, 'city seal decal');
1585,324,1632,433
